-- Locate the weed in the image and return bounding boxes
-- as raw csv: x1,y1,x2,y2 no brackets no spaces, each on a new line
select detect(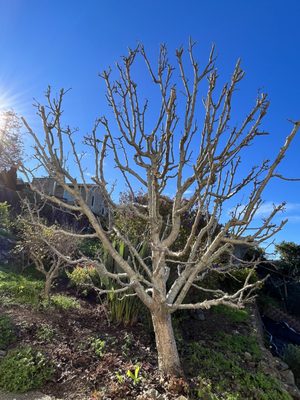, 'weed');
49,294,80,310
36,324,55,341
0,315,15,349
90,337,106,357
115,371,125,384
126,364,141,385
0,346,53,392
121,332,134,356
